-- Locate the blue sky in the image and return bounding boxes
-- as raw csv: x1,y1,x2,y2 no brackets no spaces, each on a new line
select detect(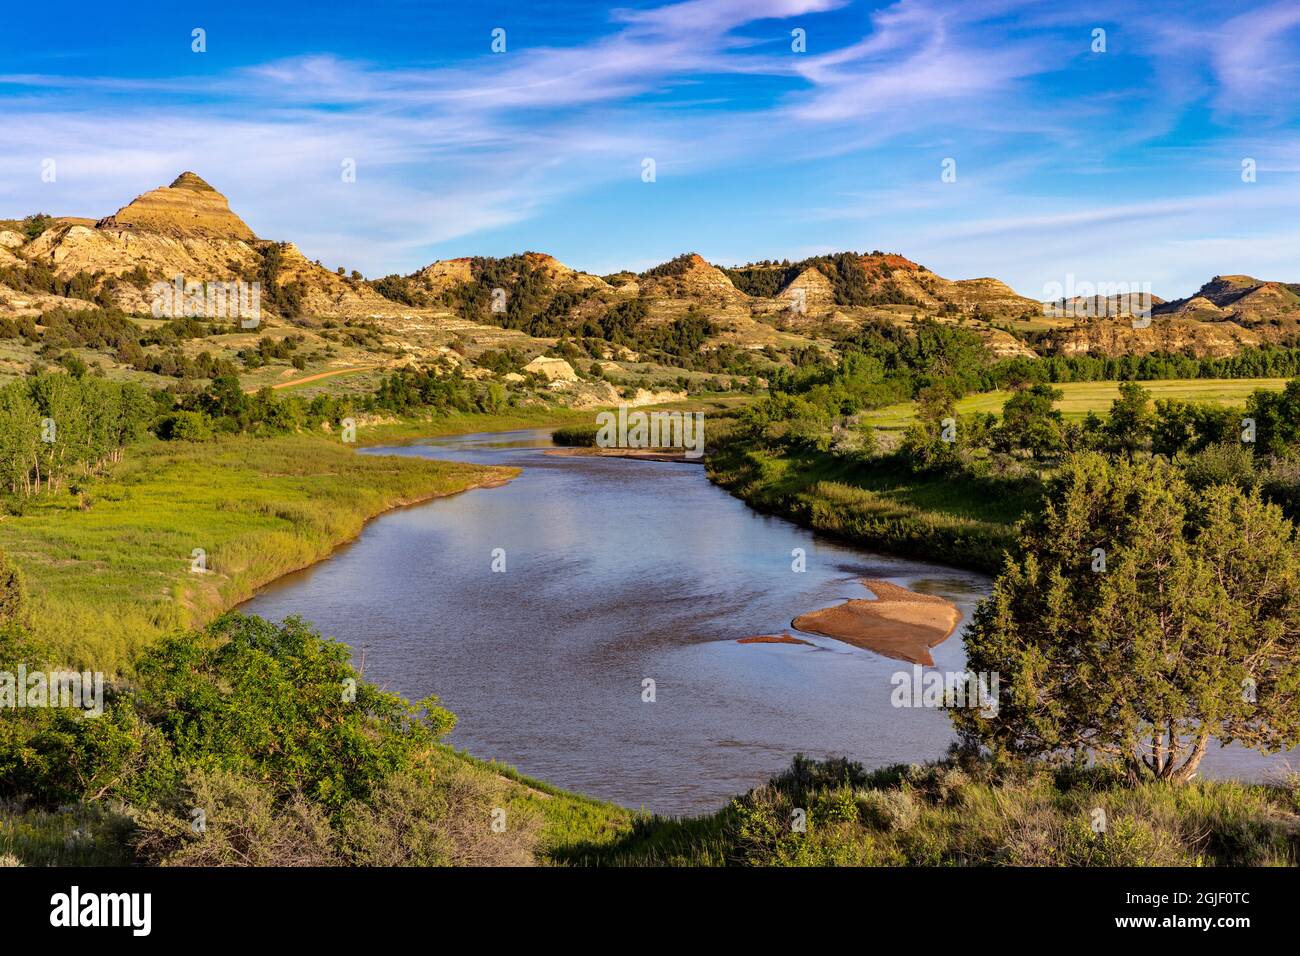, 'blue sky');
2,0,1299,299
